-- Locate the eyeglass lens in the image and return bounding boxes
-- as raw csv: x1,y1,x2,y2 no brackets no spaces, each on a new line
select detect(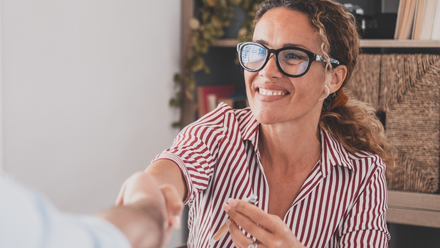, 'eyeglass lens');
240,43,310,76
